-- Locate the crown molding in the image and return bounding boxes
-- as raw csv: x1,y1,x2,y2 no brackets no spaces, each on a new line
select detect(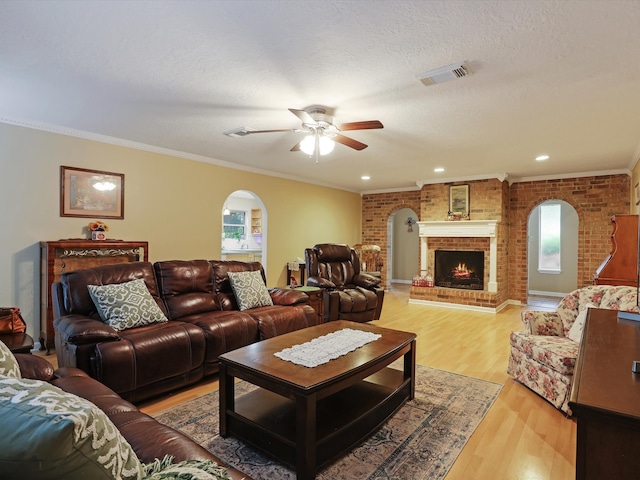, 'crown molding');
0,116,360,194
